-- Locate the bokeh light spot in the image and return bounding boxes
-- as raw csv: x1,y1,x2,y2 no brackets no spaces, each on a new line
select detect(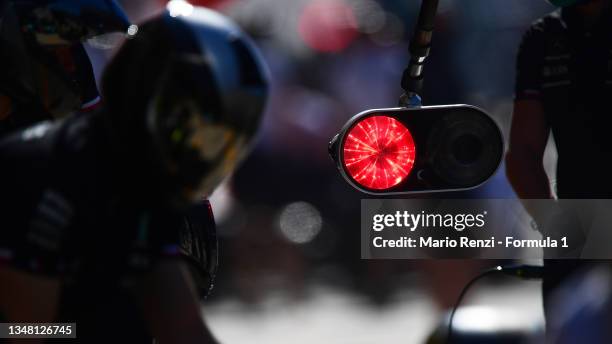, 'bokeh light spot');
297,0,358,53
278,202,322,244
